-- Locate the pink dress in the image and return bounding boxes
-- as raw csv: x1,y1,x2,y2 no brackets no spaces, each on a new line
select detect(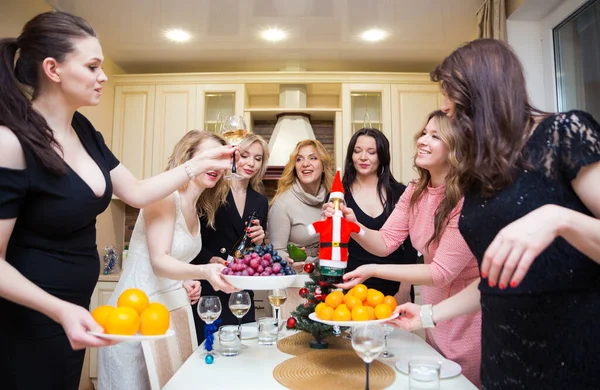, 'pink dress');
380,182,482,388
